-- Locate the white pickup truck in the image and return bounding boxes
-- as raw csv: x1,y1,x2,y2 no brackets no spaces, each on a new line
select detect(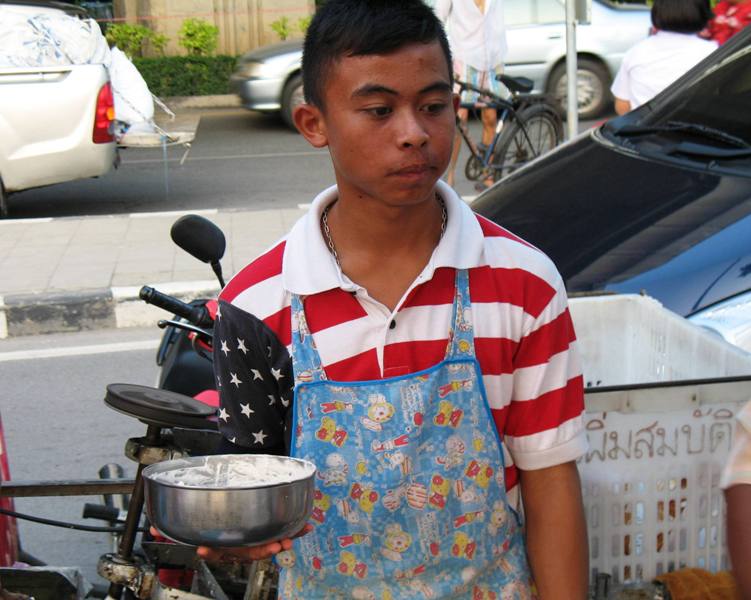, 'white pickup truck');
0,1,117,217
